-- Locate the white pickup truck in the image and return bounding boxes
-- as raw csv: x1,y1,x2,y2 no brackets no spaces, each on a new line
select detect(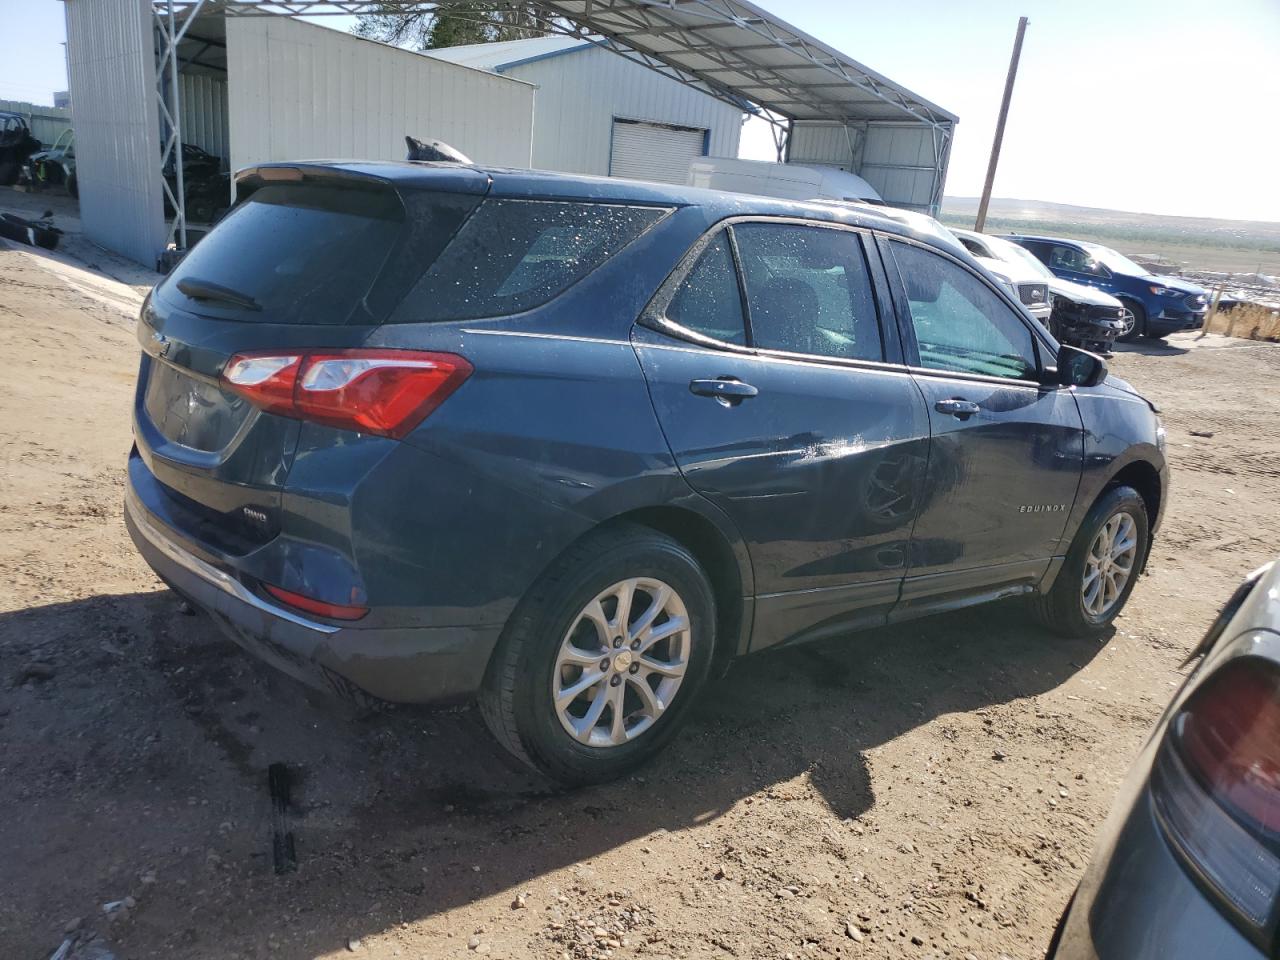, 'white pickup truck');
952,228,1126,353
